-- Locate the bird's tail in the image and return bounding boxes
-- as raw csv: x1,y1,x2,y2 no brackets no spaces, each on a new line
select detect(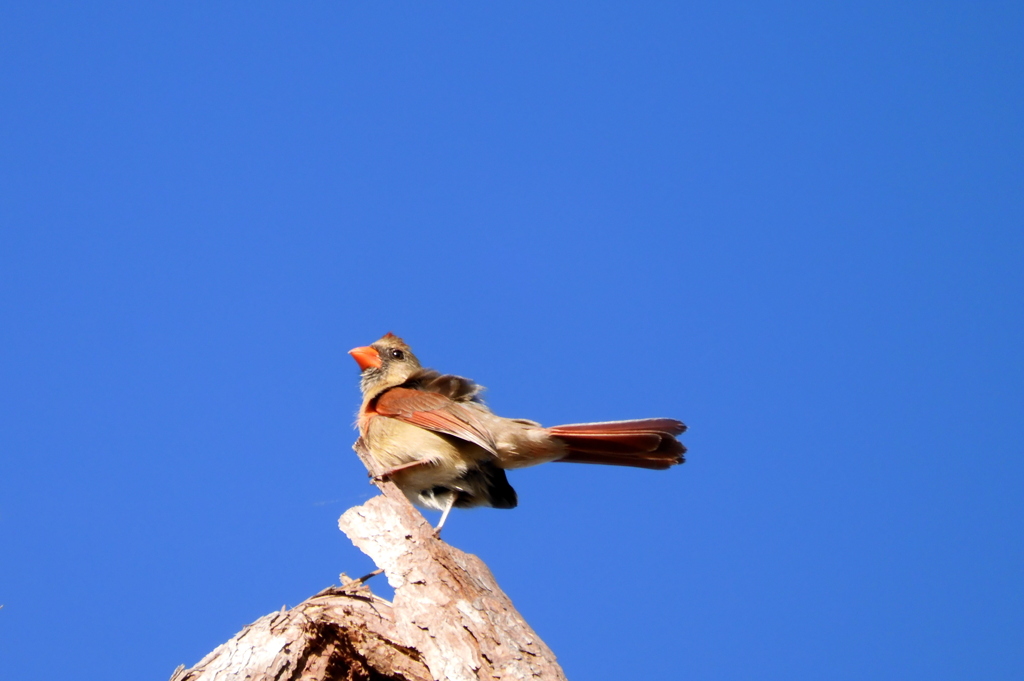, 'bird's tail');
546,418,687,470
